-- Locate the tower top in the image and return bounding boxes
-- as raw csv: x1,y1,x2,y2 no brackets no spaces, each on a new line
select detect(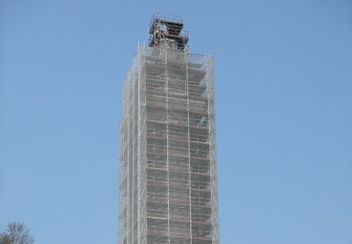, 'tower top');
148,12,189,50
